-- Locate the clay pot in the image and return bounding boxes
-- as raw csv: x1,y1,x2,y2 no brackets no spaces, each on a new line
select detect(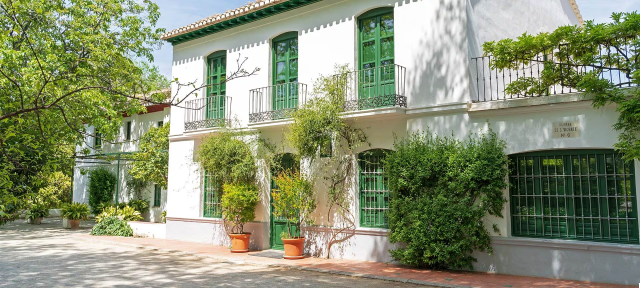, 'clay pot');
229,233,251,253
282,237,305,260
68,219,81,230
29,217,43,225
